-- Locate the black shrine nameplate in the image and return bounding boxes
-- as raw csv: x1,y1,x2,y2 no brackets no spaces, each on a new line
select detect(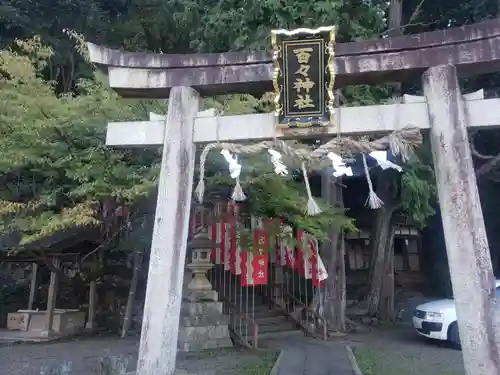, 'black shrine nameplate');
271,26,336,129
